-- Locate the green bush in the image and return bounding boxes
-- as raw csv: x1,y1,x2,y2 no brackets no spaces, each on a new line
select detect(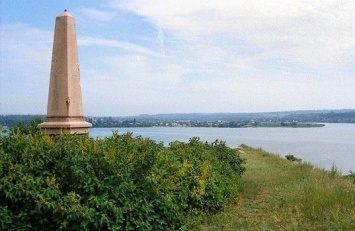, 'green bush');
346,171,355,184
285,154,302,162
0,122,245,230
